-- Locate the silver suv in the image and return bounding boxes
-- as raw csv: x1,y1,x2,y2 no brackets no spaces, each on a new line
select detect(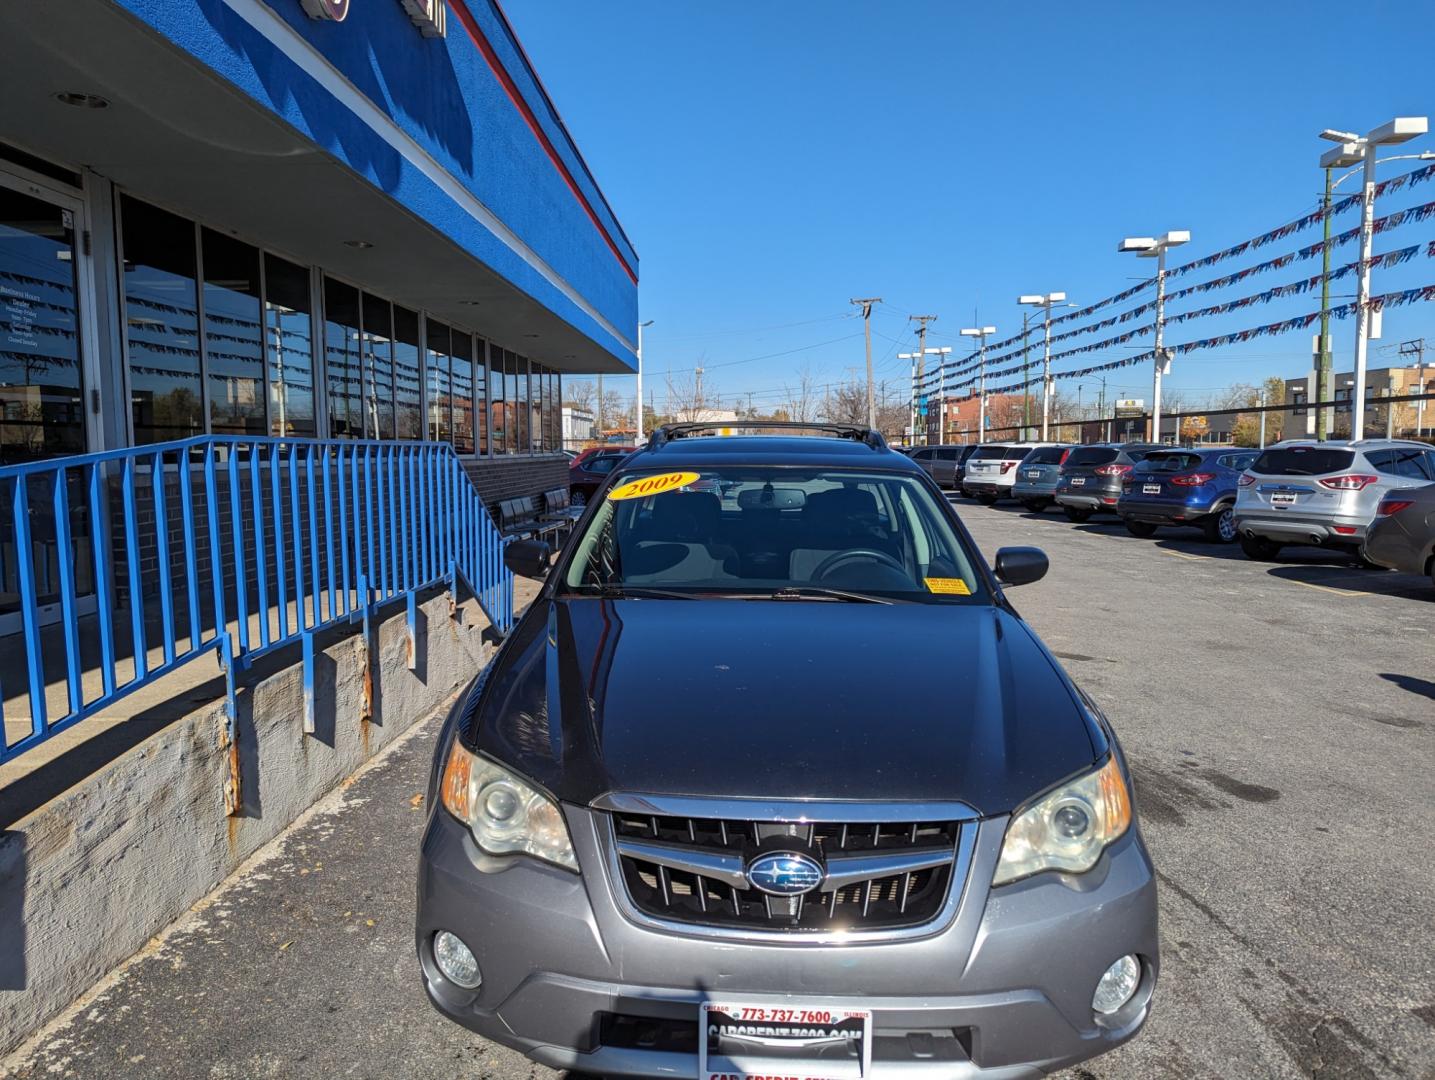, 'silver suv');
1233,439,1435,561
